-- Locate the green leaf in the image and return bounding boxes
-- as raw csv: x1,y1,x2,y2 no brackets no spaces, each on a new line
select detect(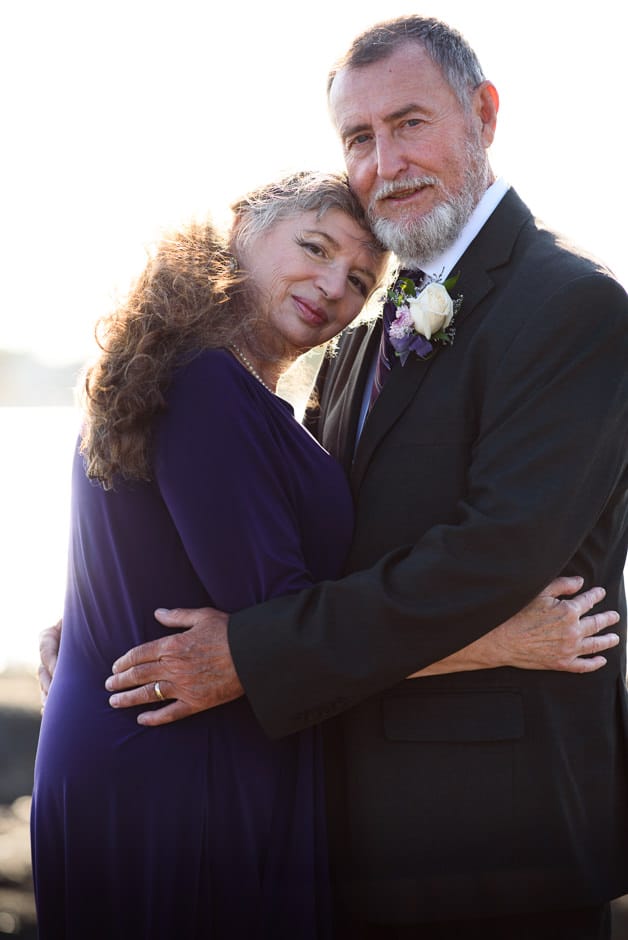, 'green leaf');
443,272,460,292
397,277,417,296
